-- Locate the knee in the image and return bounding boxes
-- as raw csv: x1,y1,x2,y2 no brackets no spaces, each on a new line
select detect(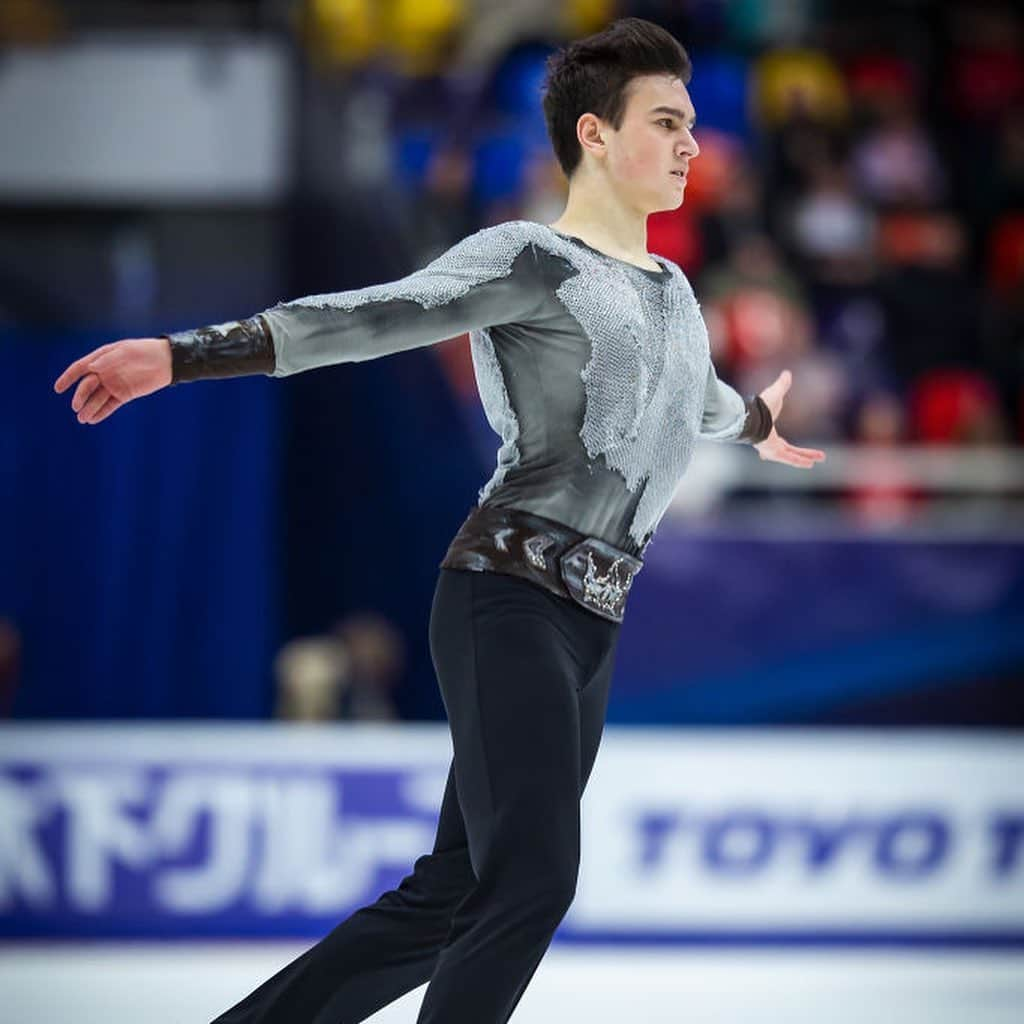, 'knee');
539,882,577,925
519,864,579,926
387,848,477,914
